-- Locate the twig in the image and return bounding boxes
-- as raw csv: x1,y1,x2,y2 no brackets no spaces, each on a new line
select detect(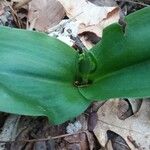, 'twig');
127,136,140,149
3,0,23,28
0,131,87,144
116,0,150,6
